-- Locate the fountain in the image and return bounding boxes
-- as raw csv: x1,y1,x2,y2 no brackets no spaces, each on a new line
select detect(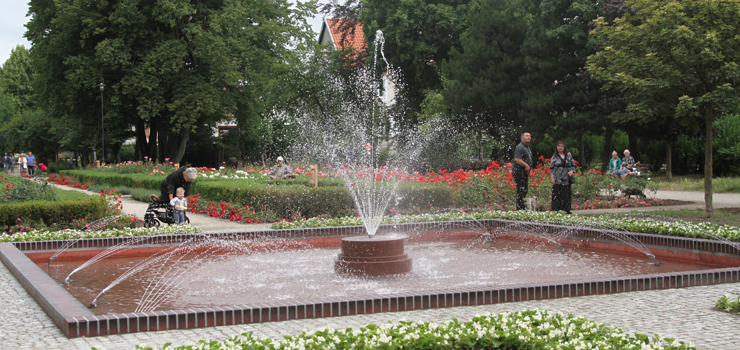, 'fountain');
287,30,420,276
6,29,740,339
